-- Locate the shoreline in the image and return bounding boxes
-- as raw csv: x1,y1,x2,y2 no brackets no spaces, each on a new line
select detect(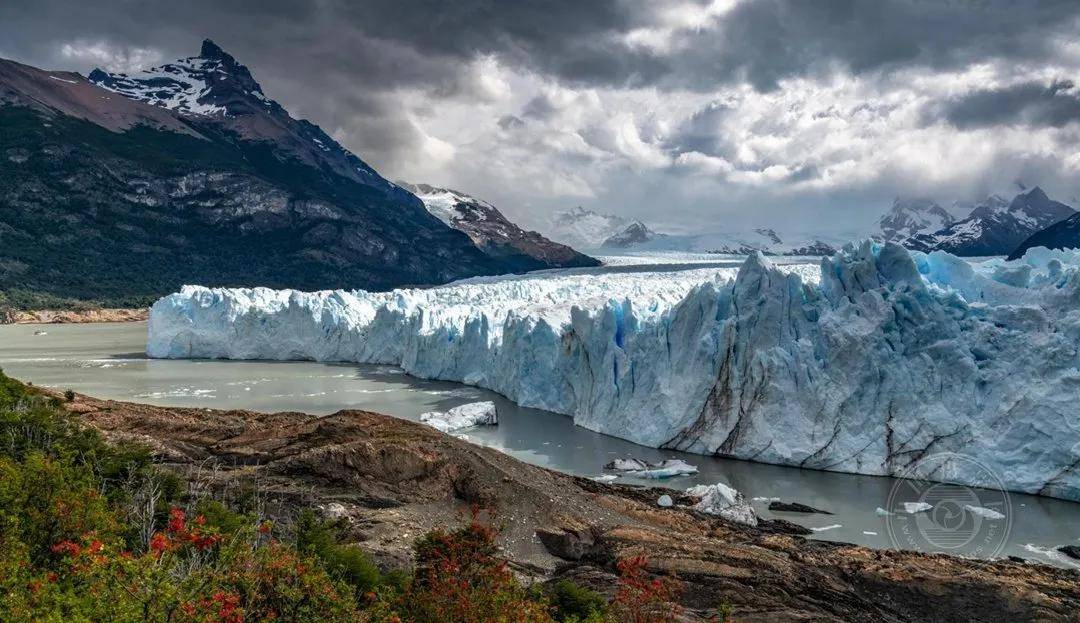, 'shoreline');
0,307,149,324
46,385,1080,621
